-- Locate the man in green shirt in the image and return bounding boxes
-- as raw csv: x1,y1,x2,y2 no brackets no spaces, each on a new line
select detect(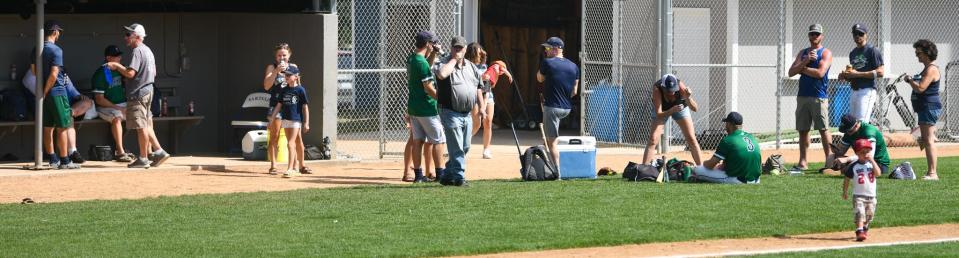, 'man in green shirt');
405,30,446,183
693,112,762,184
828,114,891,174
92,45,133,162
